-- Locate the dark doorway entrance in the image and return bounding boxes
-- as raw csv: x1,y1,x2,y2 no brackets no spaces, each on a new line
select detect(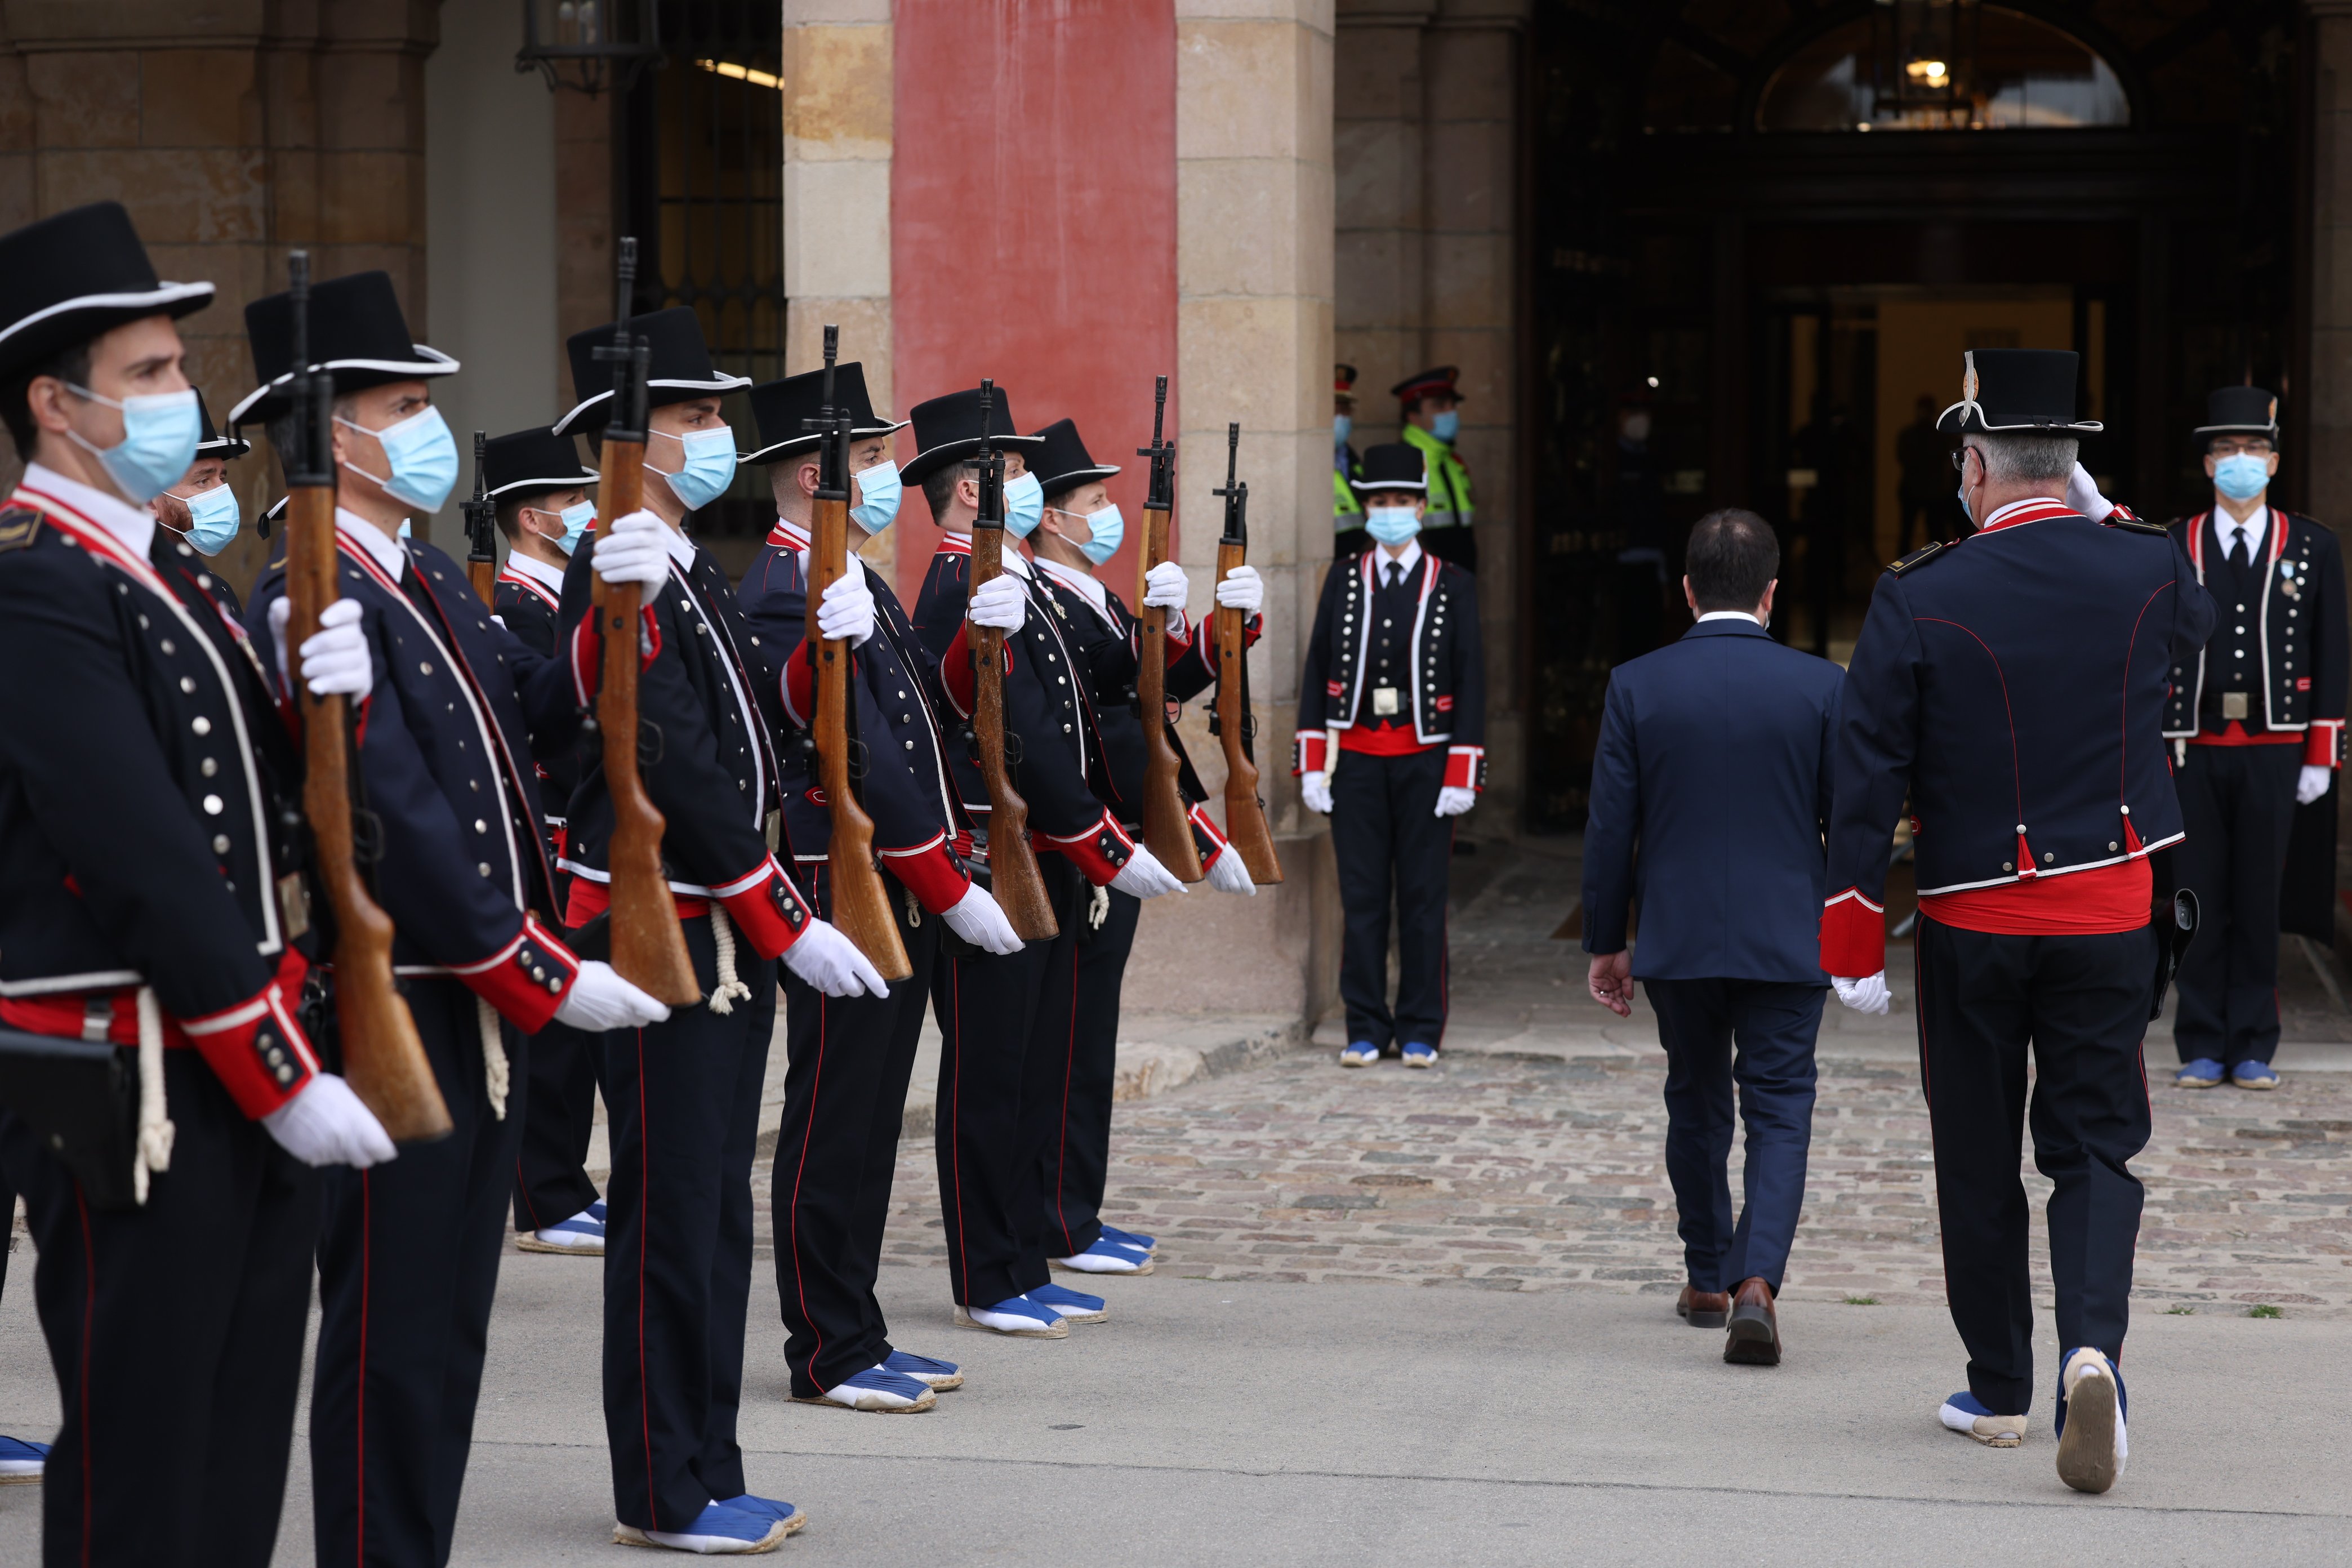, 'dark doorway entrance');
1523,0,2302,832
